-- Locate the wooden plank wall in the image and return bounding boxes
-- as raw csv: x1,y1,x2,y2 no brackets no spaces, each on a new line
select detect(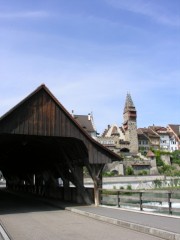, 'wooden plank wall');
0,89,113,164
